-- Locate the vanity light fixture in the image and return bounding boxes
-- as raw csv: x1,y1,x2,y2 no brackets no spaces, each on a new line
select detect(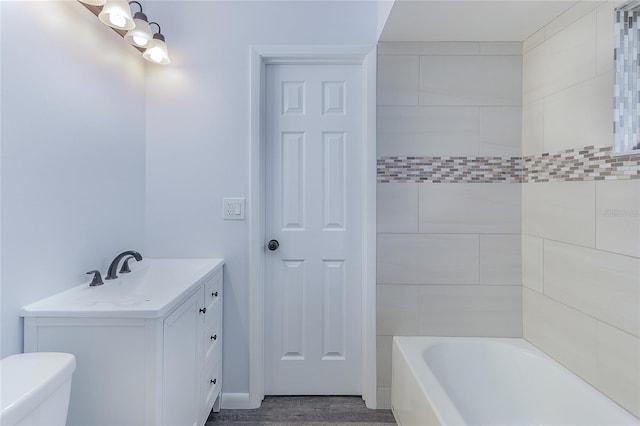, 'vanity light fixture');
124,1,152,48
142,22,171,64
77,0,170,65
98,0,135,30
